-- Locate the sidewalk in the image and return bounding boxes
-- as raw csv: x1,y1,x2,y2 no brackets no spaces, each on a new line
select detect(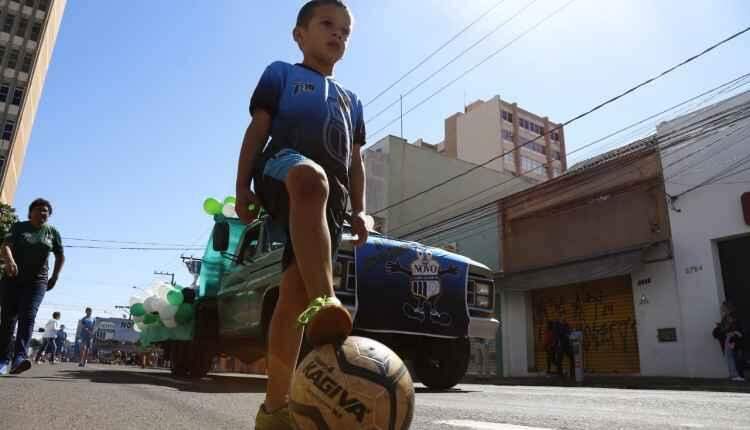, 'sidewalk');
462,374,750,393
